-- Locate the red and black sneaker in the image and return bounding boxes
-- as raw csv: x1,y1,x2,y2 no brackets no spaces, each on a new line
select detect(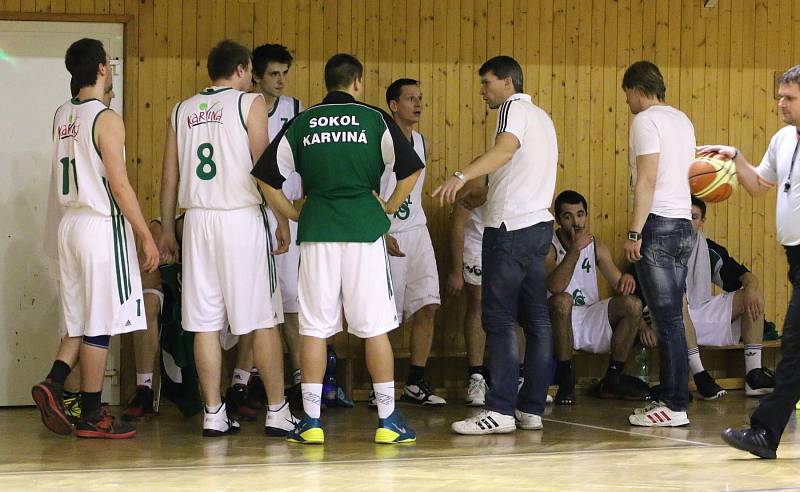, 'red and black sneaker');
225,384,258,421
76,412,136,439
31,379,73,435
122,385,157,421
